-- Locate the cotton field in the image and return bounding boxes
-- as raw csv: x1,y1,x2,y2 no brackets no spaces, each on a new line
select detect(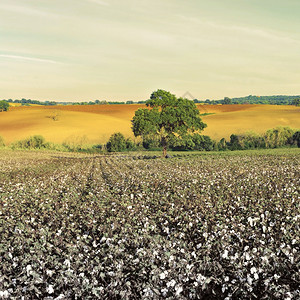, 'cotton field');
0,150,299,299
